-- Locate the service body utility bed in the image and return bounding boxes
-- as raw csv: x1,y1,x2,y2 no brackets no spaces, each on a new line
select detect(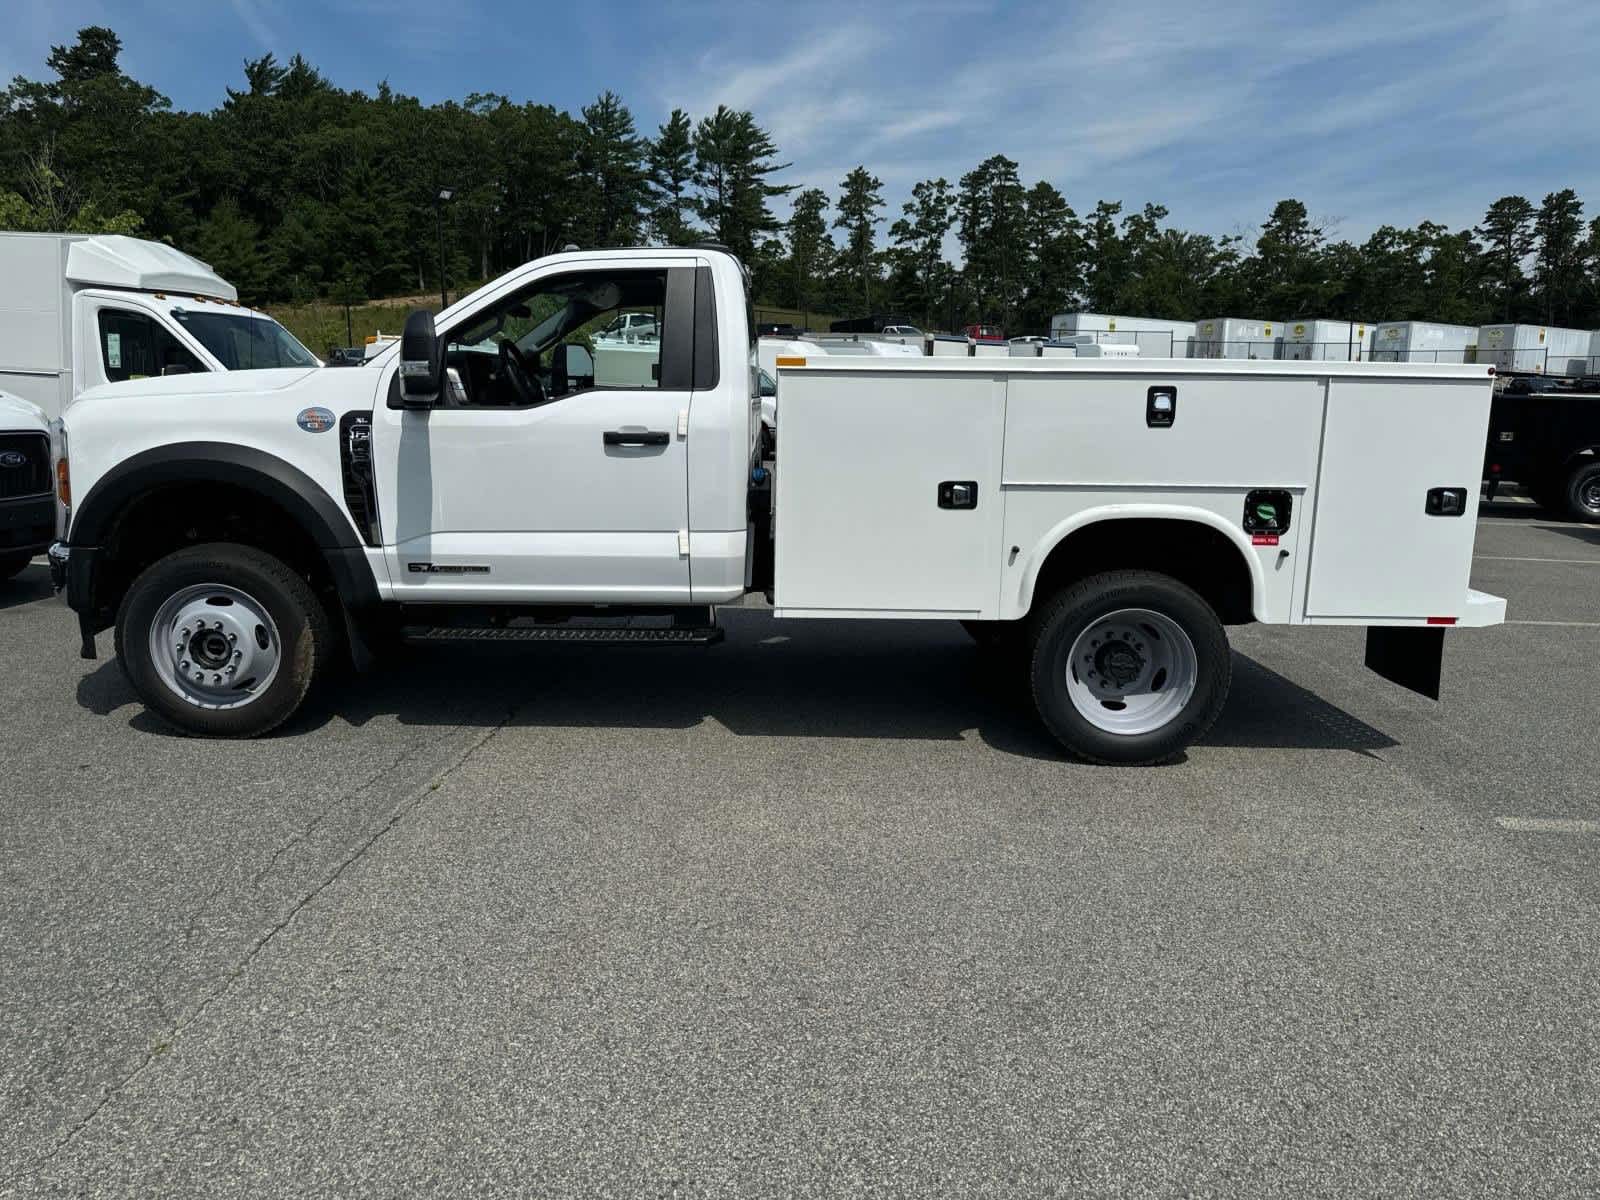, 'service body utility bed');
774,357,1503,629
